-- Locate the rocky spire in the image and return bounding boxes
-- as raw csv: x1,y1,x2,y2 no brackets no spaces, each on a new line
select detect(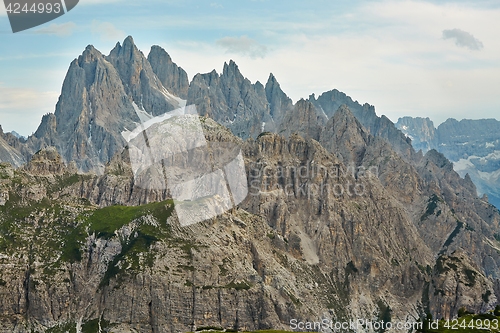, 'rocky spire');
319,104,372,164
265,73,293,126
278,99,325,141
107,36,180,116
148,45,189,99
